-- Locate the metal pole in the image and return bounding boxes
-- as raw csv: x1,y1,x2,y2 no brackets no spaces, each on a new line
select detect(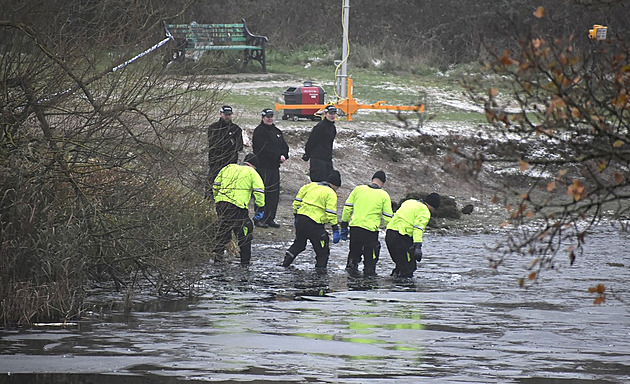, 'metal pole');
337,0,350,99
